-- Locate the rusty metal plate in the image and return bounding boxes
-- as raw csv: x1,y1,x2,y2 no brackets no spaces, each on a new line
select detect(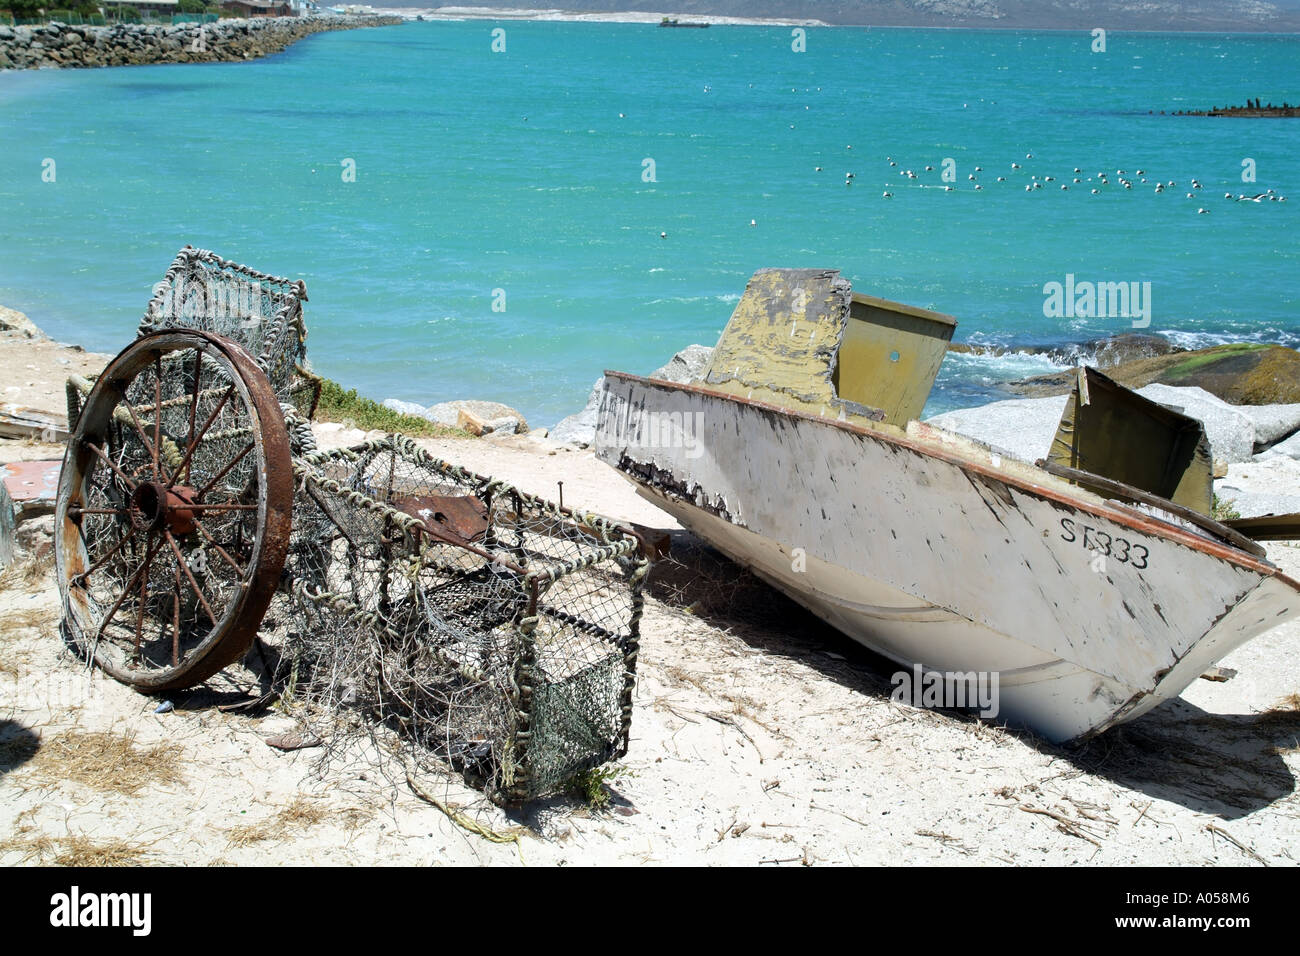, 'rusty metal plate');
2,459,61,516
392,493,490,543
